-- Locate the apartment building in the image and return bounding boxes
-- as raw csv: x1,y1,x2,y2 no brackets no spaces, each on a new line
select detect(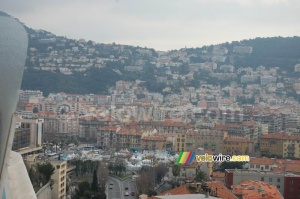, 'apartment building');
42,112,79,135
222,137,253,155
225,169,285,195
197,129,228,154
246,157,300,173
284,174,300,199
141,136,165,151
79,115,117,139
51,160,67,199
253,114,282,133
214,121,262,144
13,118,44,157
12,128,30,151
225,169,300,198
175,132,186,152
152,132,175,151
97,126,119,150
39,98,81,114
116,128,143,150
138,120,193,134
19,90,43,102
260,133,300,159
